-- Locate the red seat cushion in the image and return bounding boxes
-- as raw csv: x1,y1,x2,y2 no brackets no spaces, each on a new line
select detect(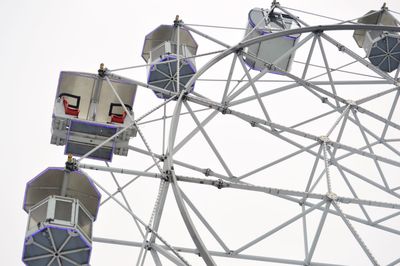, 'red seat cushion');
63,98,80,116
111,111,127,123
